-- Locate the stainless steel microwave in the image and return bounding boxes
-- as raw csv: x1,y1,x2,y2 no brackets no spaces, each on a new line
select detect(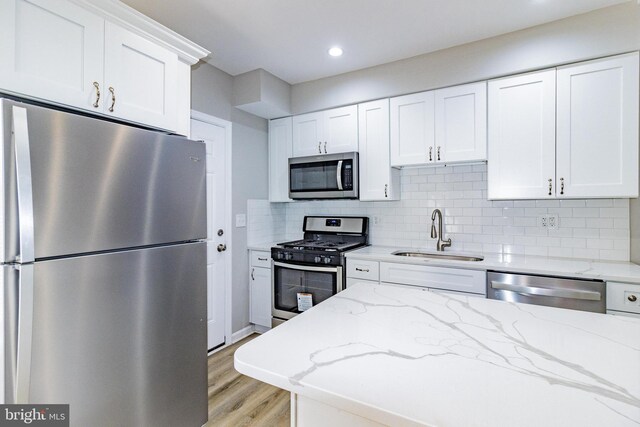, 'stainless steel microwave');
289,152,359,199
